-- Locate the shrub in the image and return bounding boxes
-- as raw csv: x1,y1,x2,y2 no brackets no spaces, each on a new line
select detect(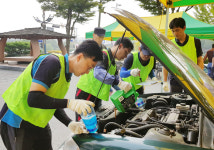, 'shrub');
5,41,30,57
